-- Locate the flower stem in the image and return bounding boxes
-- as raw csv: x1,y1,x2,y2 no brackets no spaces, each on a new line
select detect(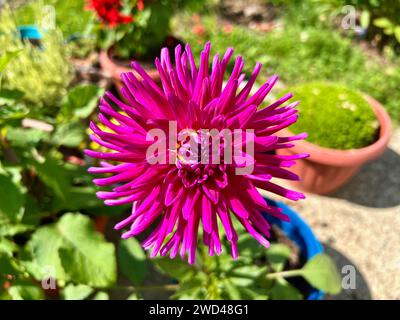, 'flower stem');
266,269,302,279
111,284,179,292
